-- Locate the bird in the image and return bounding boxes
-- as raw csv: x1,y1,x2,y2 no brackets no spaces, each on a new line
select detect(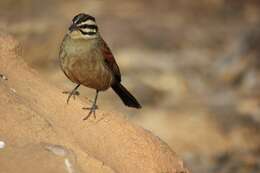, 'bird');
59,13,141,120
